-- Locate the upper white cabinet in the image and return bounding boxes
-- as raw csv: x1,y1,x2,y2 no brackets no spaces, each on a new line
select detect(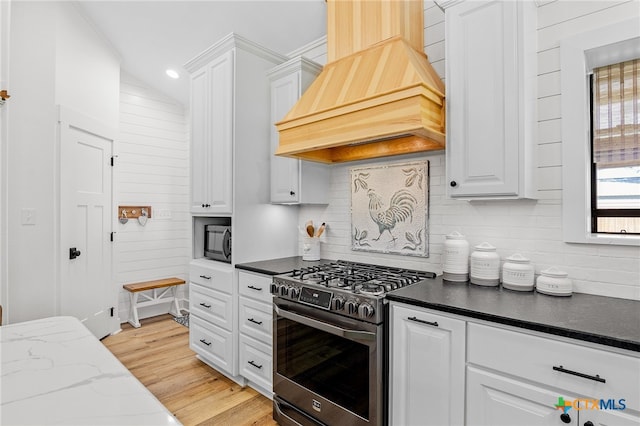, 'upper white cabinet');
188,49,234,214
267,57,329,204
444,0,537,199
